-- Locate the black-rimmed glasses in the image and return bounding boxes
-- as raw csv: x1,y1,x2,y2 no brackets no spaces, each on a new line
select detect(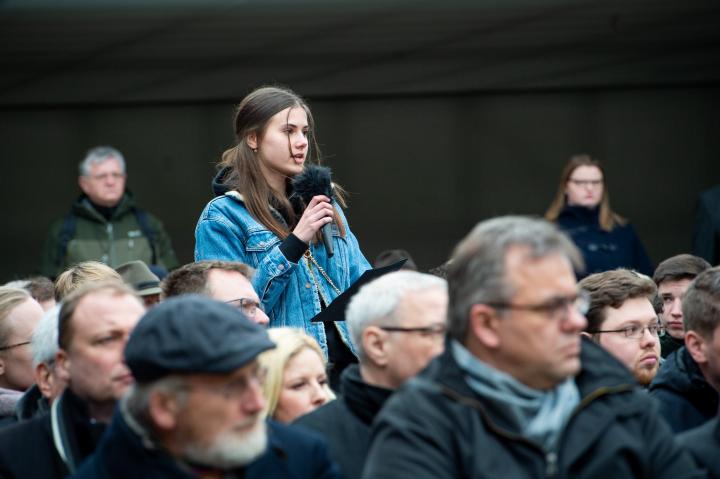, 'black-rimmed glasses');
484,290,590,322
378,324,447,337
224,298,264,318
0,340,31,351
